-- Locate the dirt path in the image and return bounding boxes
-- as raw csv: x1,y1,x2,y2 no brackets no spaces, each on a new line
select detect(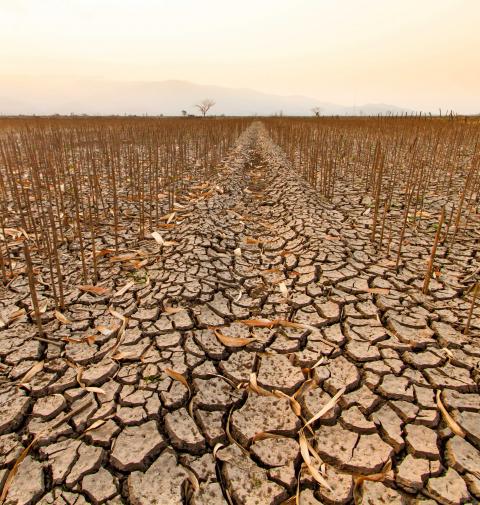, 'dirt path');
1,122,479,504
